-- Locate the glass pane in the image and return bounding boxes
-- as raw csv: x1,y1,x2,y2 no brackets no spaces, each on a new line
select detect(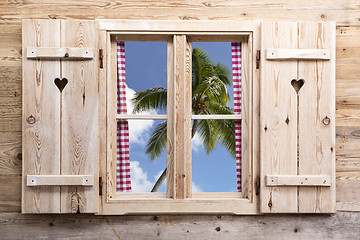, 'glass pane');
121,41,167,115
191,42,237,115
191,120,238,192
117,119,167,193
